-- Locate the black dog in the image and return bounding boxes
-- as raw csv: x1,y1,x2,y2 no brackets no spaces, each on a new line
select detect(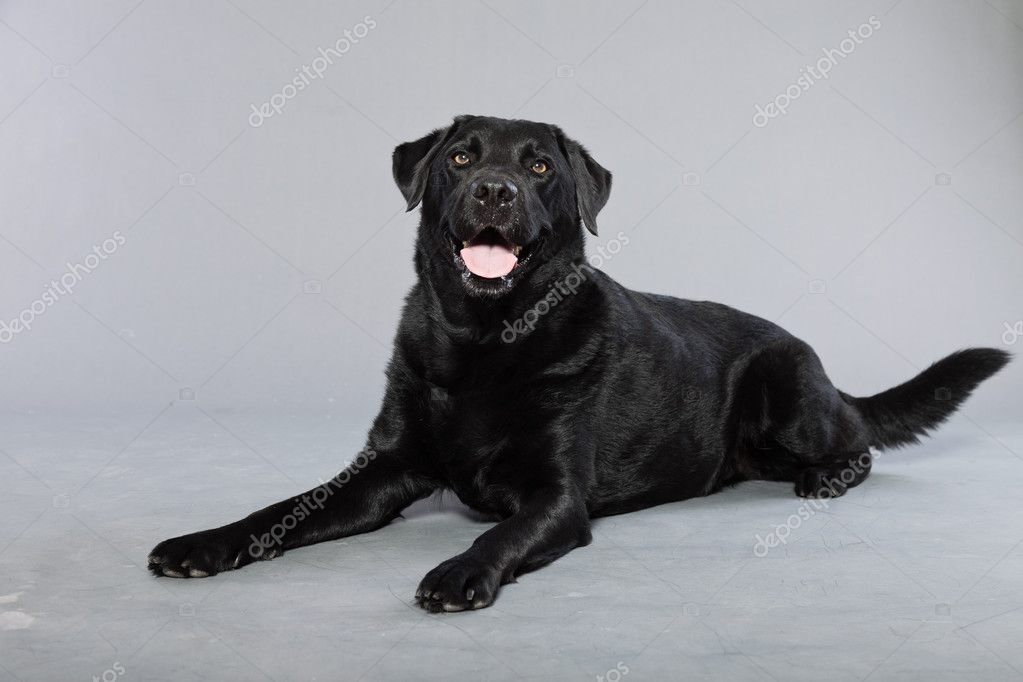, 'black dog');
150,115,1010,612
